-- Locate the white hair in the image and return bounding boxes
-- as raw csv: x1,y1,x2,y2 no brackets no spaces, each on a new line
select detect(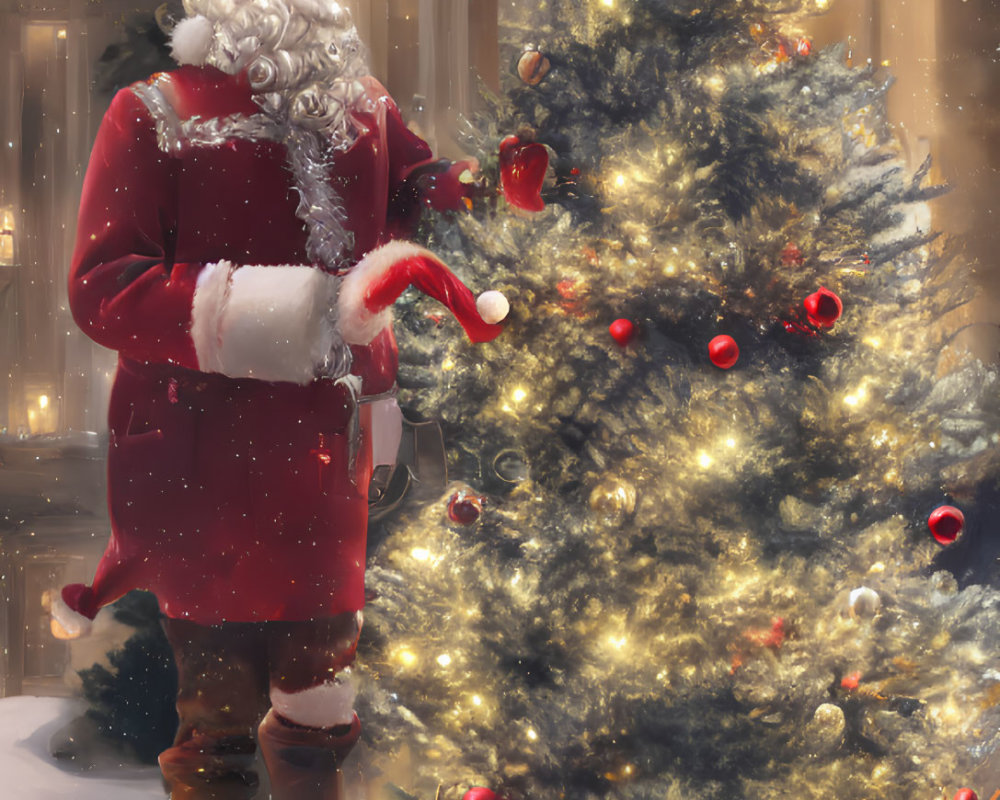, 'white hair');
179,0,370,147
